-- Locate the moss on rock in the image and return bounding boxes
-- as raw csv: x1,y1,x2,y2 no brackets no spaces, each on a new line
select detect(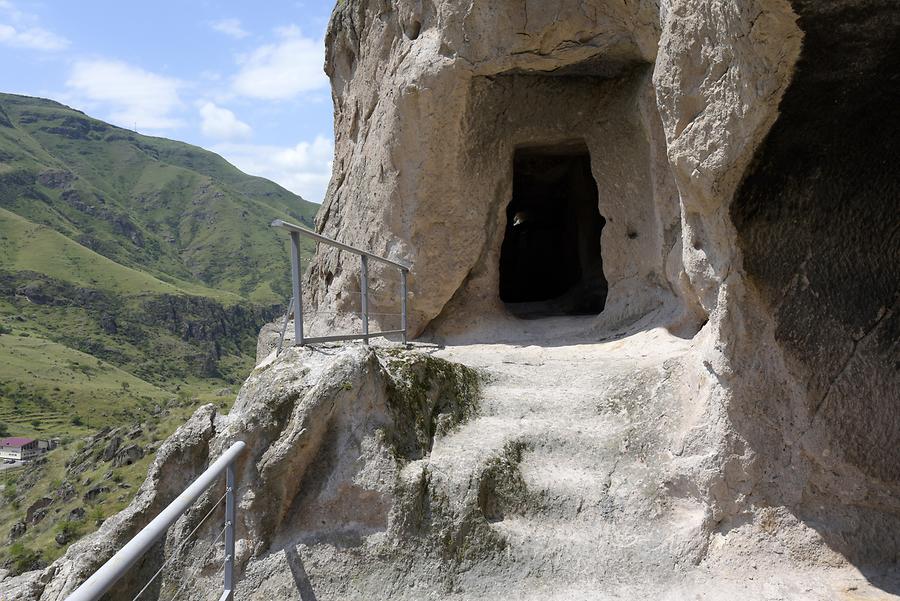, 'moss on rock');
377,350,481,461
